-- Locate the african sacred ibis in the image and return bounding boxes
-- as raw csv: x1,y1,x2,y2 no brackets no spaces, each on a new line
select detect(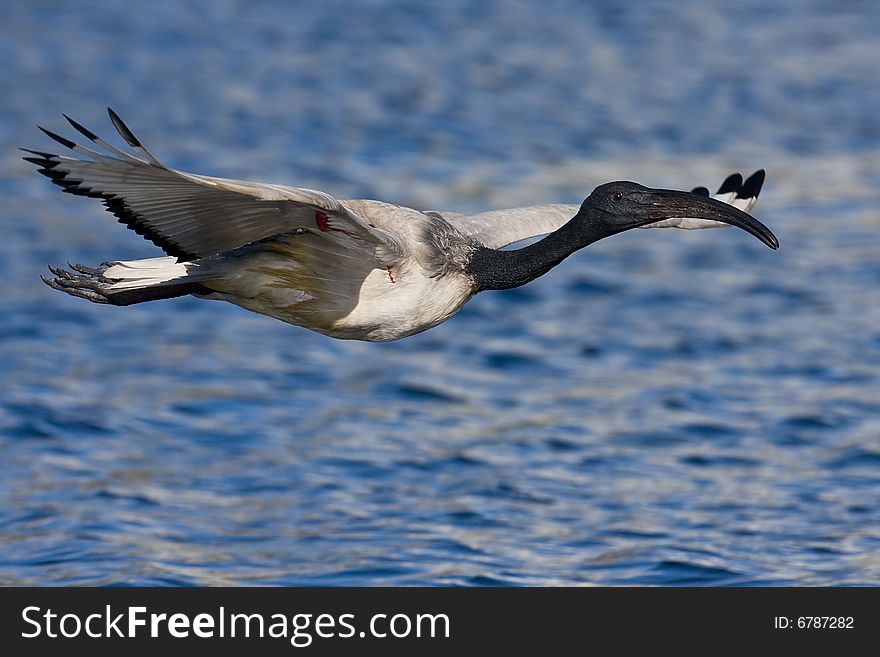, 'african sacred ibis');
26,110,777,342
